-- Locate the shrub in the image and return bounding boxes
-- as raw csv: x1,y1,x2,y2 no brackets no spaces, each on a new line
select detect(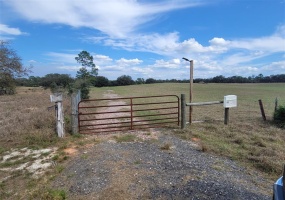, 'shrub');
273,105,285,128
